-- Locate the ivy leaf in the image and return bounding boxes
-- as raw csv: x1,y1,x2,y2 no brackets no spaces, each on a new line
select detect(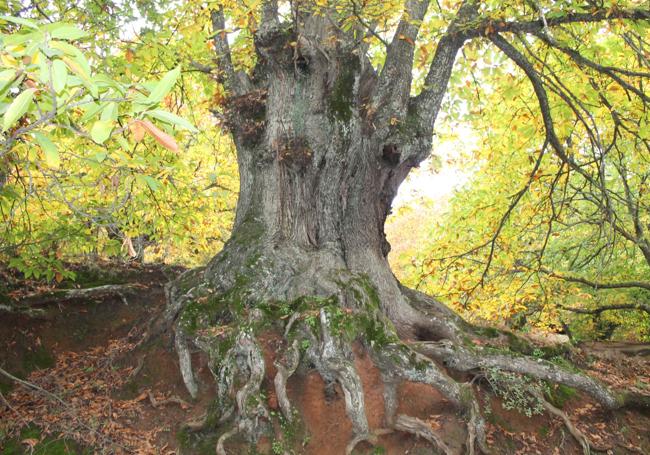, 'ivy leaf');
2,88,36,132
146,66,180,104
33,132,60,168
90,120,114,144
